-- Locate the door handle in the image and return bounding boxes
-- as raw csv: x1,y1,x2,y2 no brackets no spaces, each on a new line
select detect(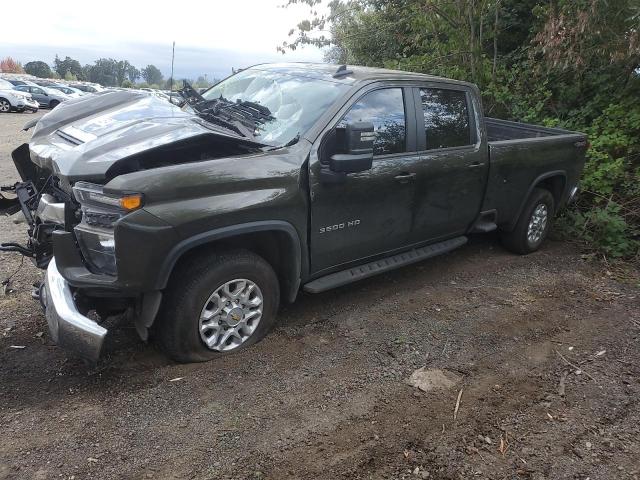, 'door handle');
394,172,416,183
468,161,486,168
